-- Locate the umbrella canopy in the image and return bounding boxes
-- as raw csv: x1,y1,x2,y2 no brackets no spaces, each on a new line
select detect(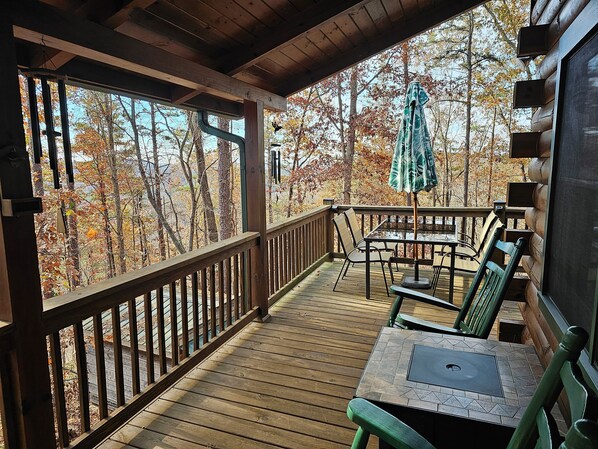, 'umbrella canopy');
389,81,437,286
389,81,438,194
